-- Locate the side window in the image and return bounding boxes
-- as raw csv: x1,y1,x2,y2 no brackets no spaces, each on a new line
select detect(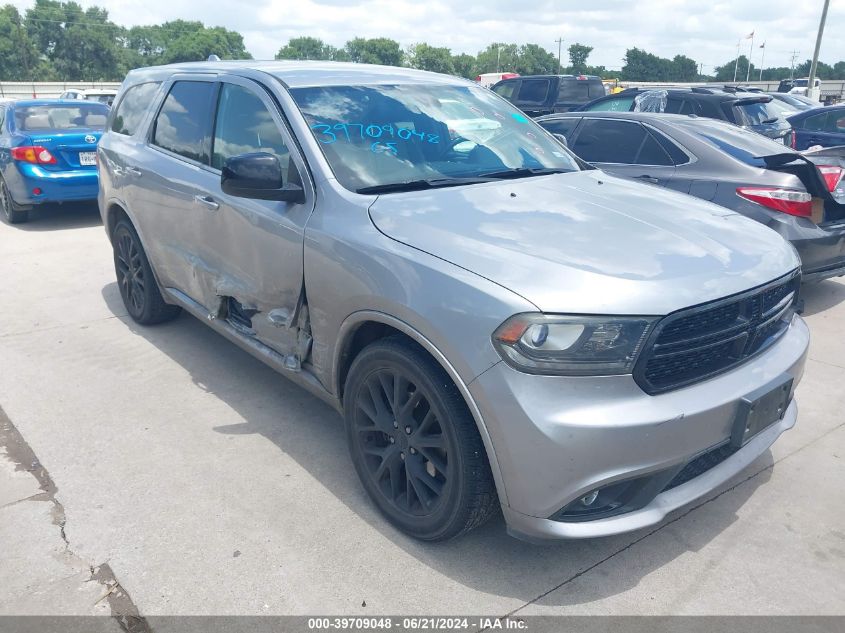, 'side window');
0,107,5,131
570,119,648,163
212,83,290,171
664,98,690,114
571,119,670,165
802,112,835,132
651,129,690,165
152,81,215,164
584,96,634,112
111,82,161,136
540,118,580,141
636,132,673,166
516,79,550,104
492,81,518,100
